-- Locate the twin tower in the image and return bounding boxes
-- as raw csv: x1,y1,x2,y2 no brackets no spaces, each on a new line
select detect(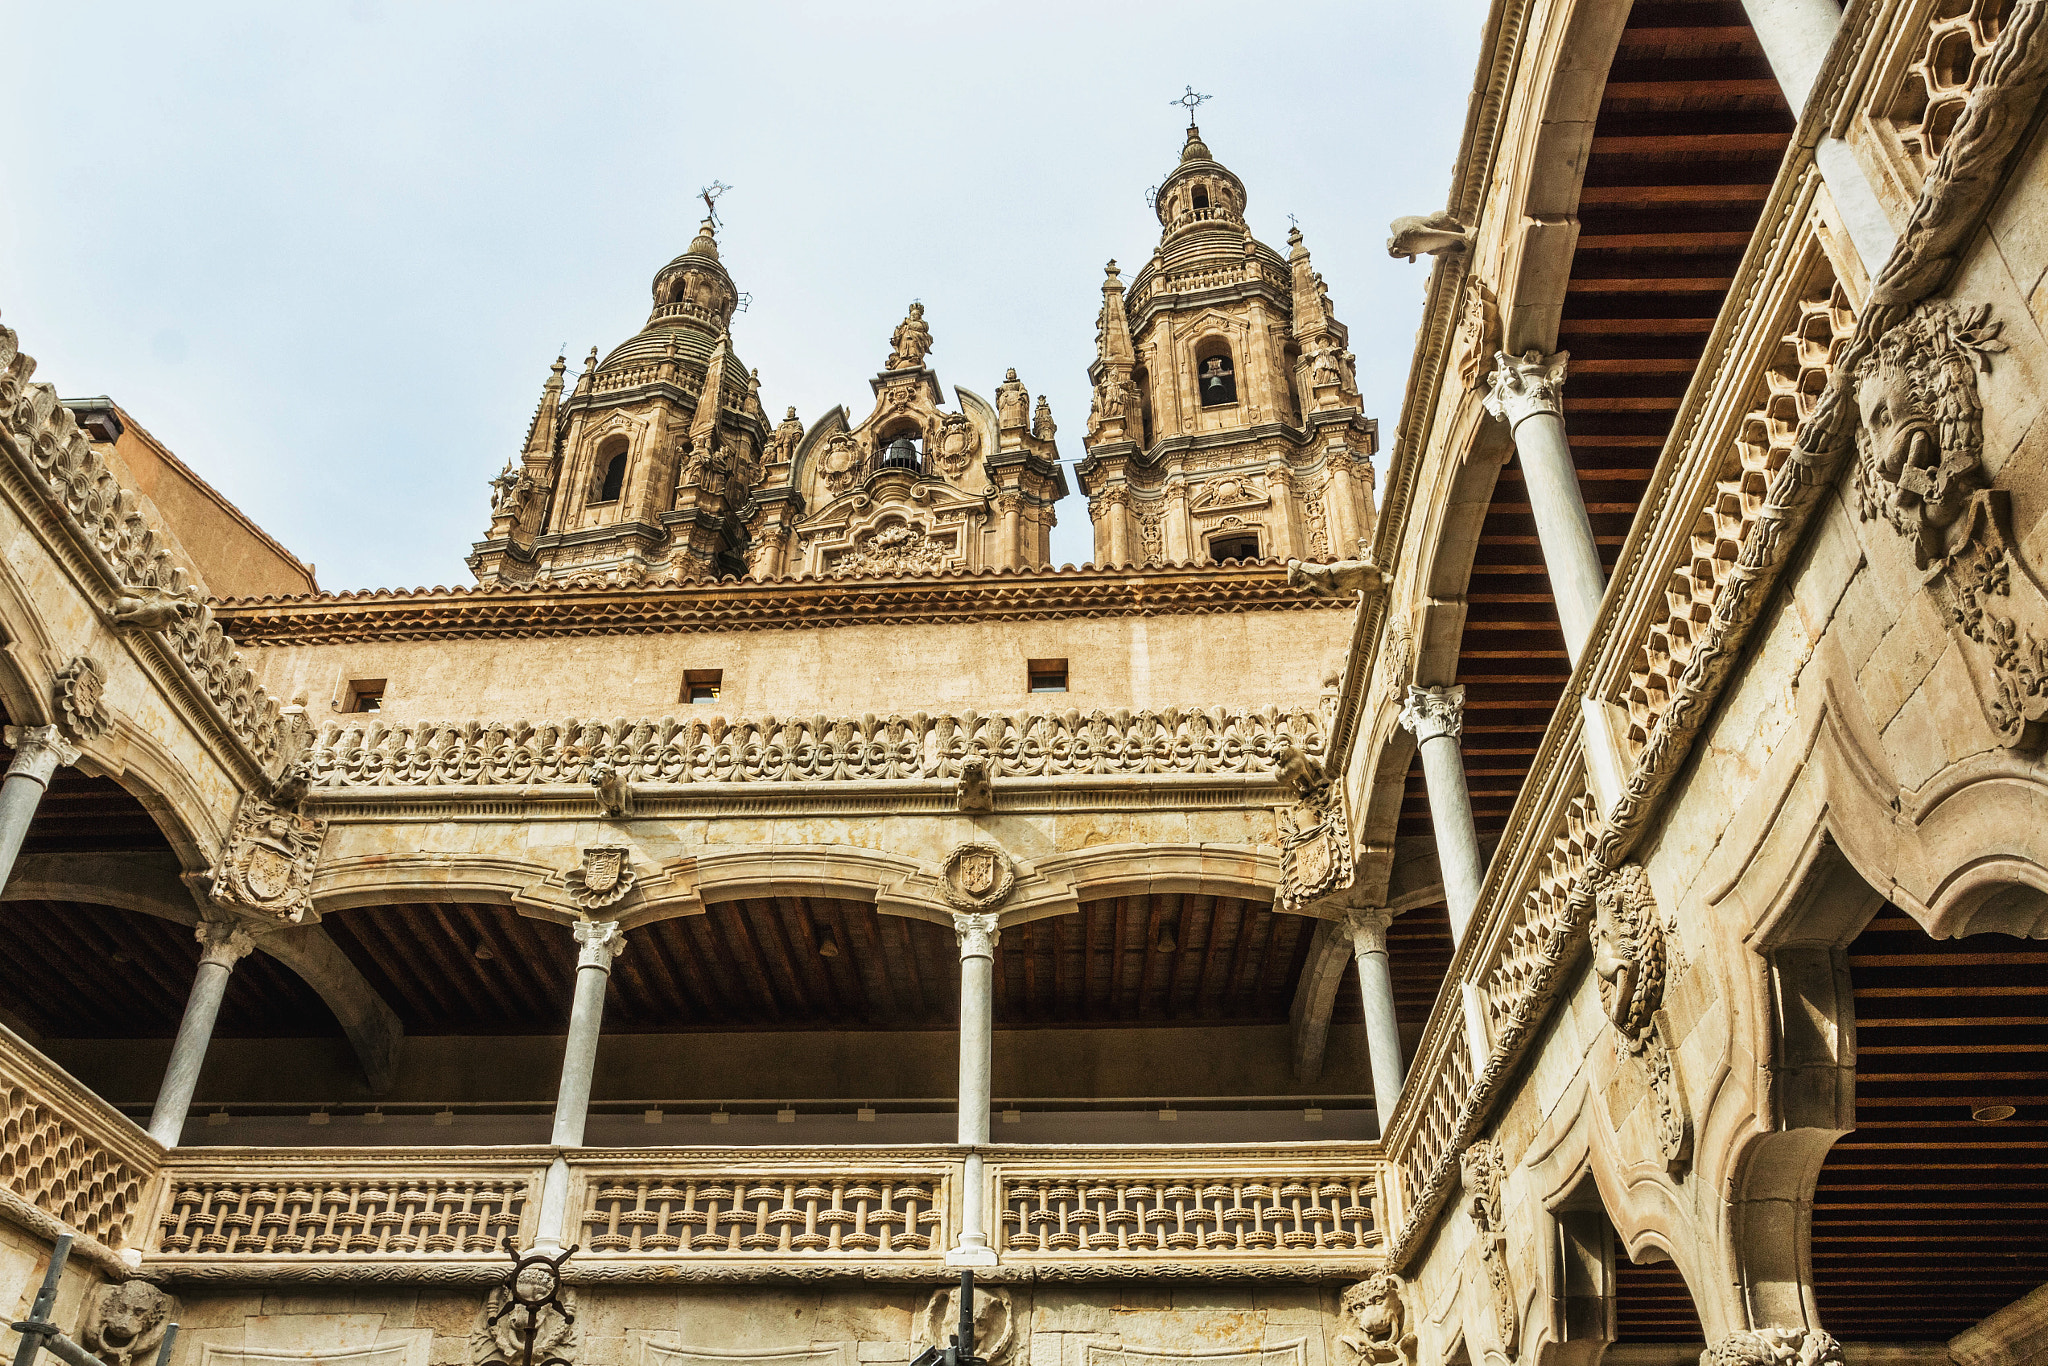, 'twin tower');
468,126,1378,589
